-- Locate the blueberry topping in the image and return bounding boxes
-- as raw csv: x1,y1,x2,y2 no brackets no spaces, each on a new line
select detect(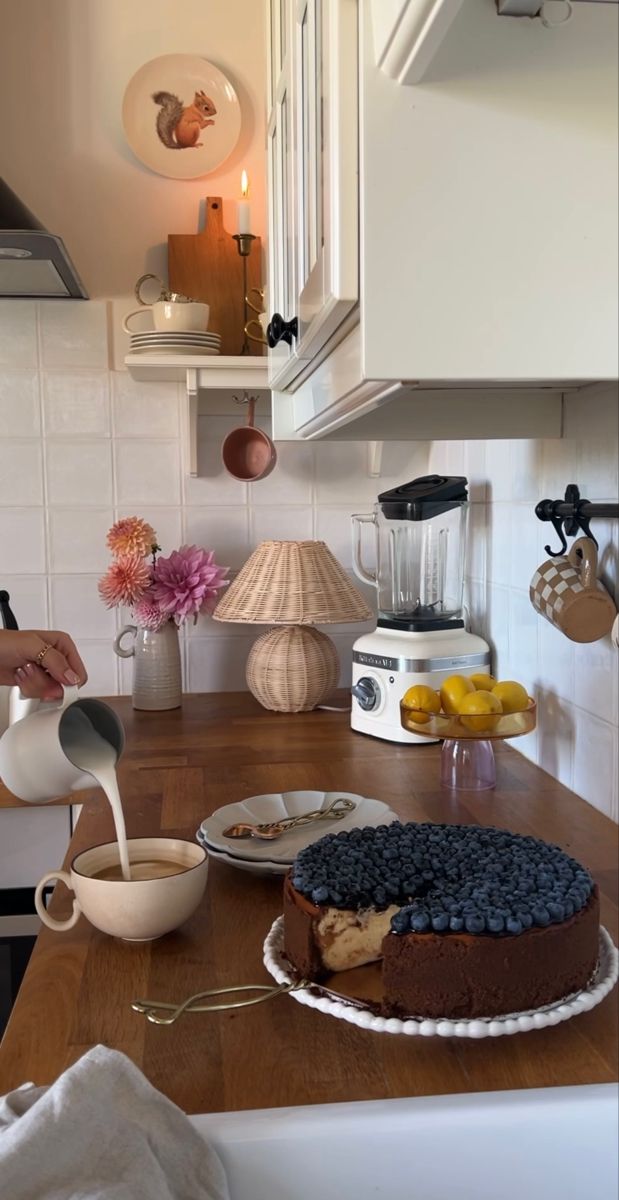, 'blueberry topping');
291,821,593,940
